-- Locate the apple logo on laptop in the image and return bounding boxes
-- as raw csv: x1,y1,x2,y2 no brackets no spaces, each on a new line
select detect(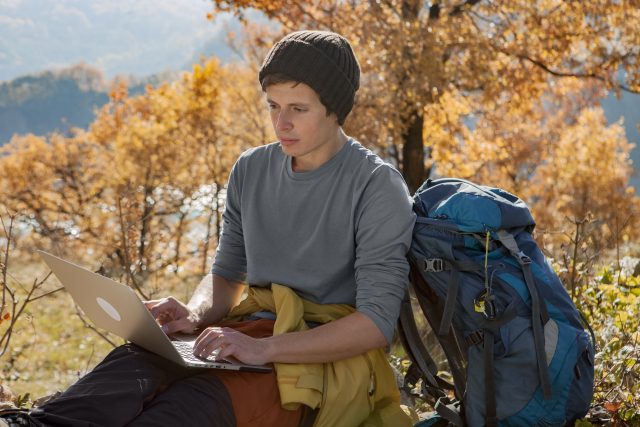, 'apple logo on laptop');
96,297,121,321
